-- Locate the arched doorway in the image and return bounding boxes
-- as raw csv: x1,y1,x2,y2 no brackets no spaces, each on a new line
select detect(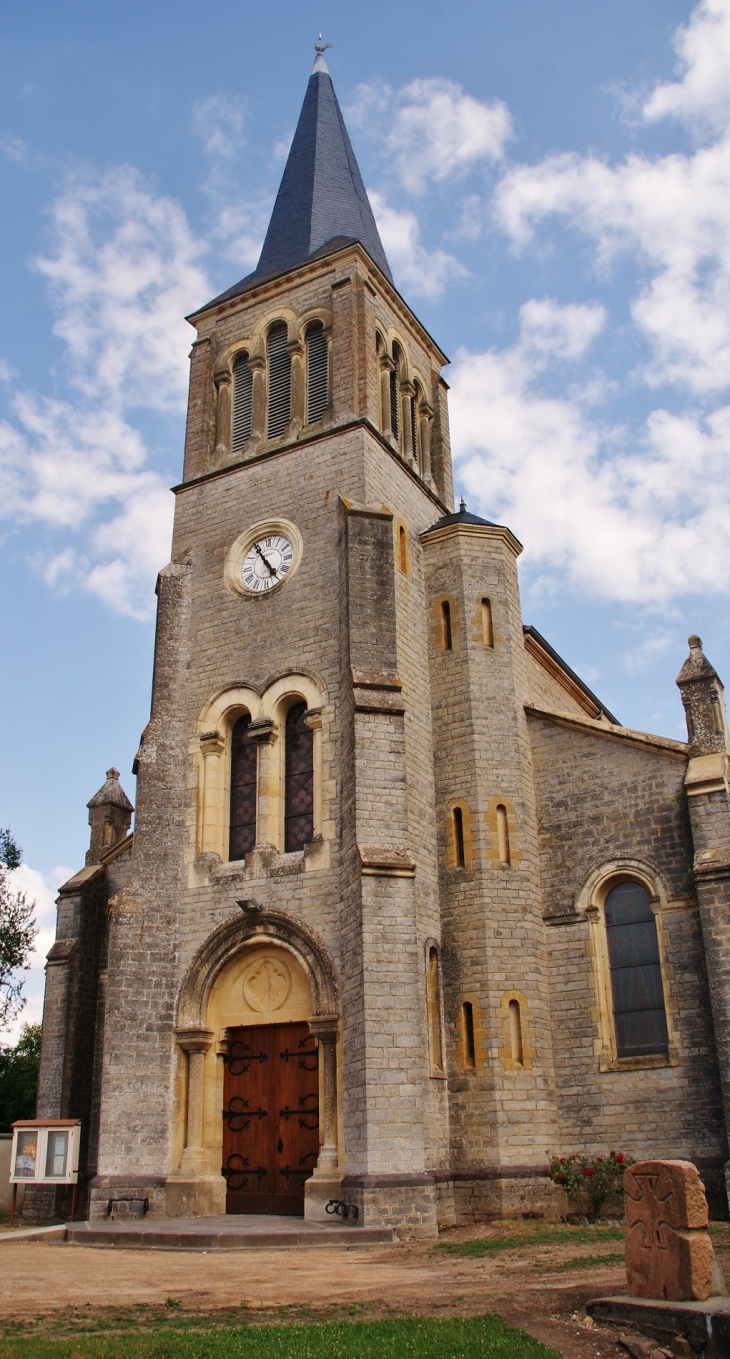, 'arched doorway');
173,913,339,1219
211,942,318,1214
